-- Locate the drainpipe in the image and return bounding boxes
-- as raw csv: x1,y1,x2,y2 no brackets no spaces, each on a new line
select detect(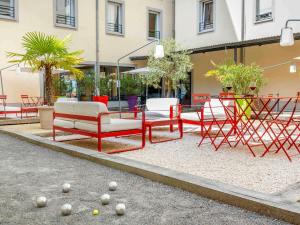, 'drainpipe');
95,0,100,96
240,0,245,64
